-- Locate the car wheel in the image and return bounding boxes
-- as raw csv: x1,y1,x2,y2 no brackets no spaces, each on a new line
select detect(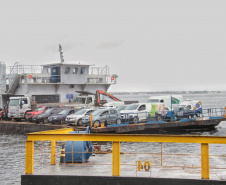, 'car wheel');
116,119,121,124
156,115,162,121
77,119,83,126
43,118,48,124
94,120,101,127
133,117,139,123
